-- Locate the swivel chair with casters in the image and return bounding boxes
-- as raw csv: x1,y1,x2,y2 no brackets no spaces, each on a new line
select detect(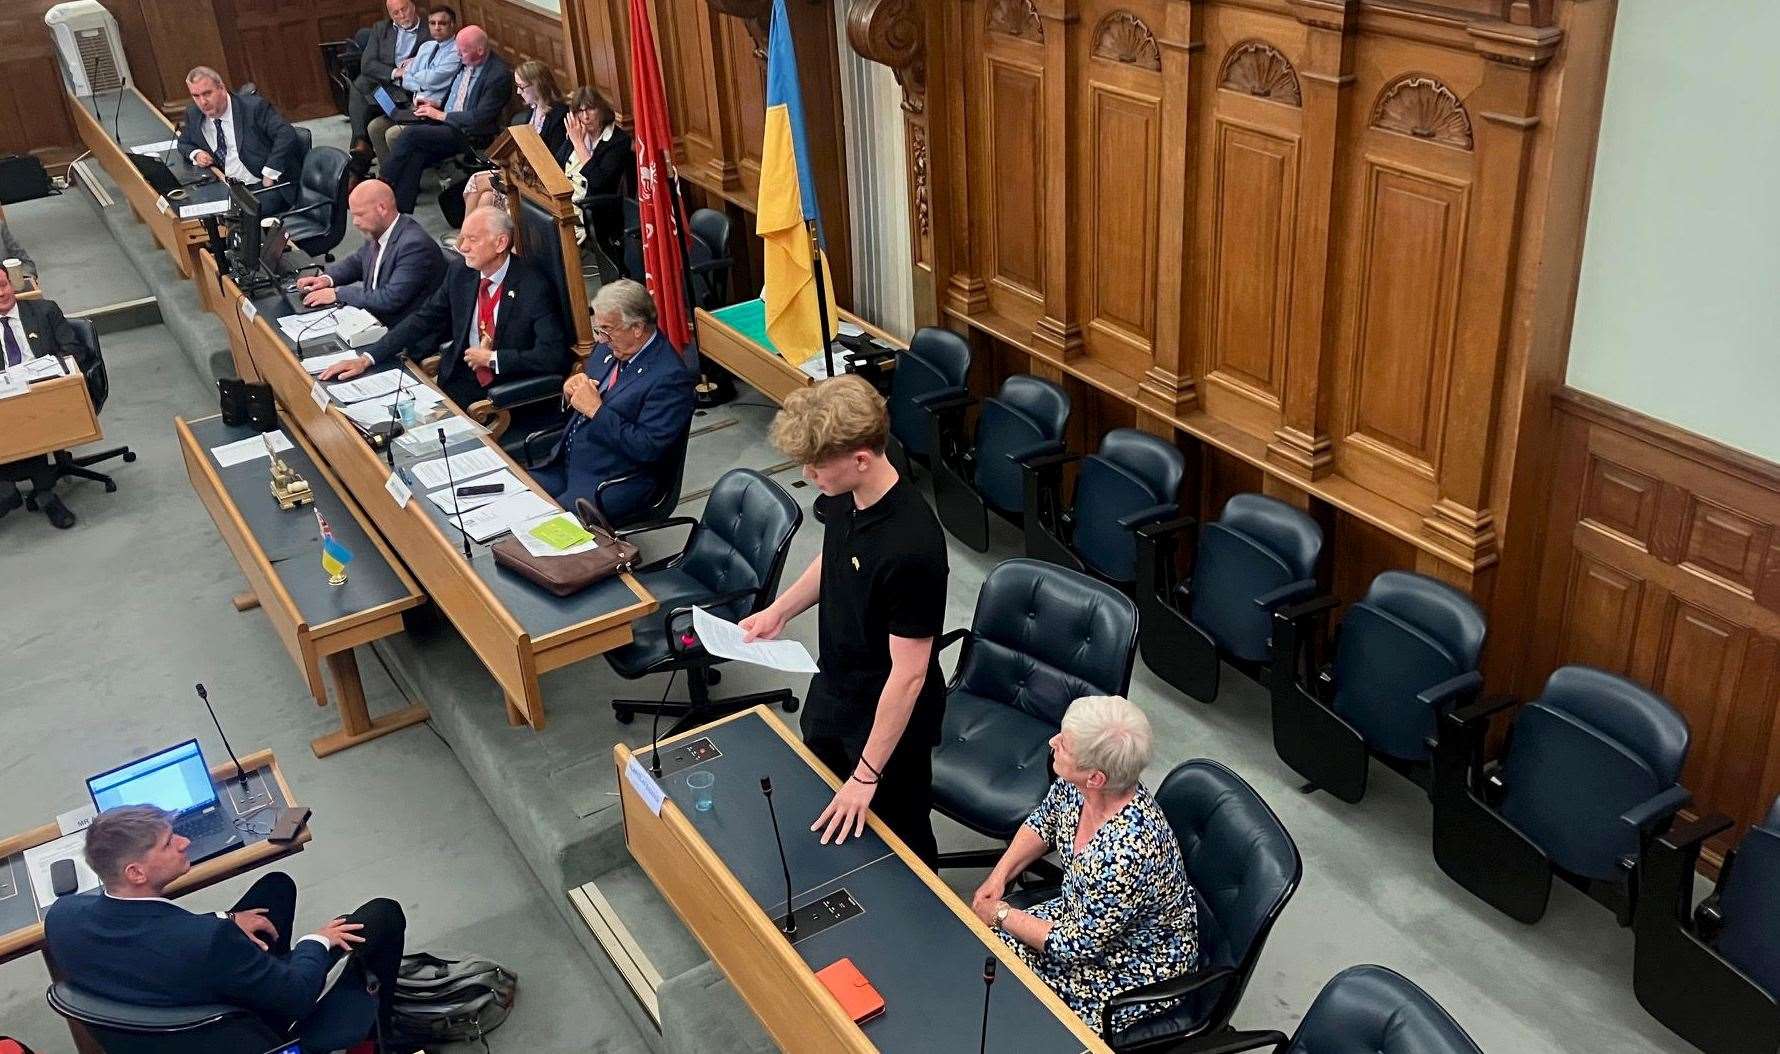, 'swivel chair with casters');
1177,964,1483,1054
30,318,135,510
1632,797,1780,1054
927,373,1070,552
607,469,804,734
521,425,690,530
274,146,351,260
1134,492,1322,703
1269,570,1486,803
929,558,1139,872
1023,427,1185,586
1097,759,1300,1052
46,981,285,1054
1431,664,1692,925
